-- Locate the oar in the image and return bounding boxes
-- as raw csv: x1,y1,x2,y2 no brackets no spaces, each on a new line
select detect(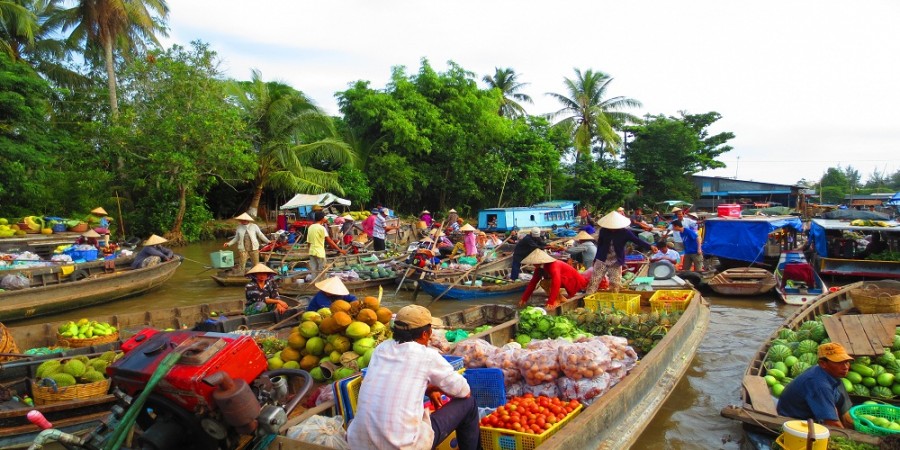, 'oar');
394,266,415,296
426,234,514,307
